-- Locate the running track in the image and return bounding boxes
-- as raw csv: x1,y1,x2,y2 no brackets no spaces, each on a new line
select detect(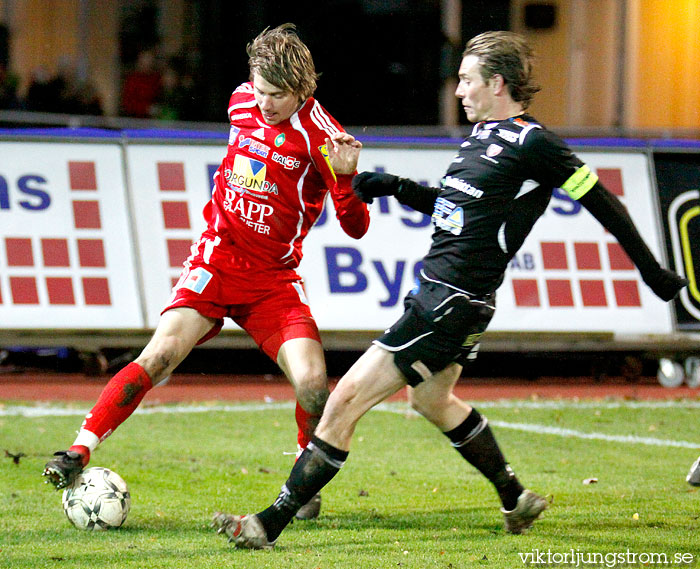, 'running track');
2,373,698,402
